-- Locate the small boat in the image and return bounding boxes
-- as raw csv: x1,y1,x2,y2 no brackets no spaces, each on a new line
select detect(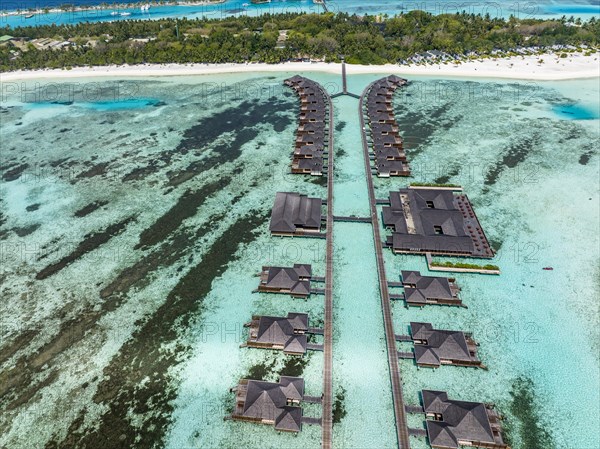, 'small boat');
120,12,131,16
542,267,554,271
110,11,119,15
25,13,34,18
